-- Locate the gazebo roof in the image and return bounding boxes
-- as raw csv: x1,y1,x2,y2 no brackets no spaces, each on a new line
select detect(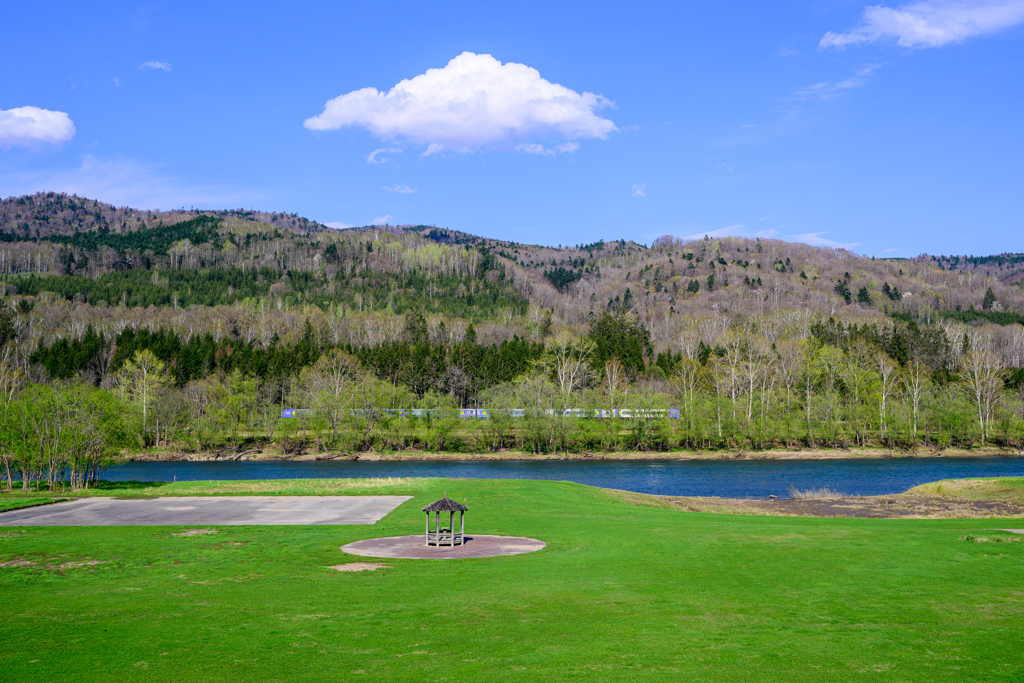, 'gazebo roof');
422,496,468,512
